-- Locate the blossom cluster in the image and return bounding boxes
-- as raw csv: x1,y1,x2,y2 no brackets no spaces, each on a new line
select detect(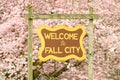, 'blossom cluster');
0,0,120,80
